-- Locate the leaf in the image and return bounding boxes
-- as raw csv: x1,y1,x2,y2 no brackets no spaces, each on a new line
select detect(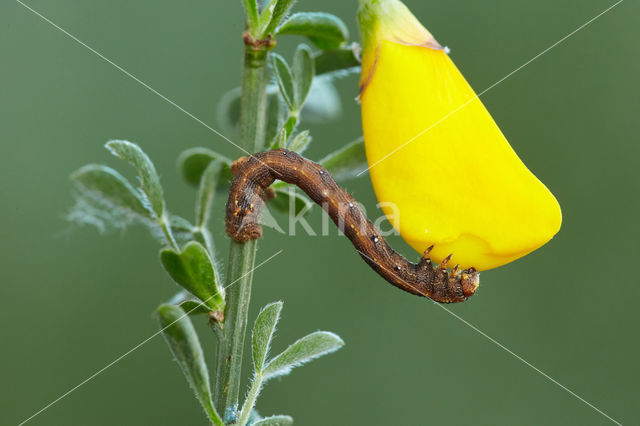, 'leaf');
262,0,297,36
160,241,225,311
271,187,313,217
271,53,296,111
301,78,342,124
318,137,366,181
252,301,283,373
70,164,150,218
314,45,361,76
292,44,315,109
286,130,312,154
195,160,222,228
157,304,223,425
168,215,196,247
242,0,260,32
277,12,349,50
252,415,294,426
265,93,287,145
263,331,344,380
178,147,233,188
105,140,165,219
180,300,213,315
